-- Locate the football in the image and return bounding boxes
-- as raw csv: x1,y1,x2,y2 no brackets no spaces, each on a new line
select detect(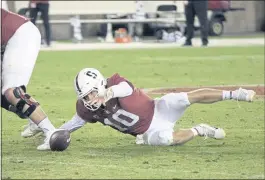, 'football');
49,129,71,151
